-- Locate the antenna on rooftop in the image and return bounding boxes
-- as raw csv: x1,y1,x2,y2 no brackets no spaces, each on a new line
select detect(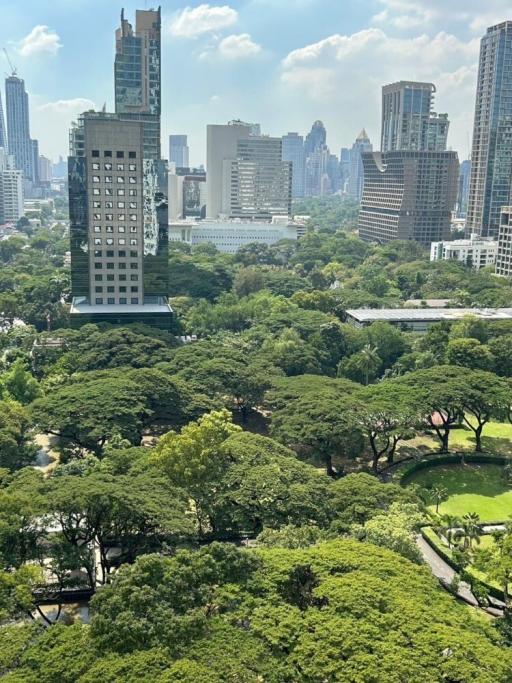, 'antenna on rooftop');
2,48,17,77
